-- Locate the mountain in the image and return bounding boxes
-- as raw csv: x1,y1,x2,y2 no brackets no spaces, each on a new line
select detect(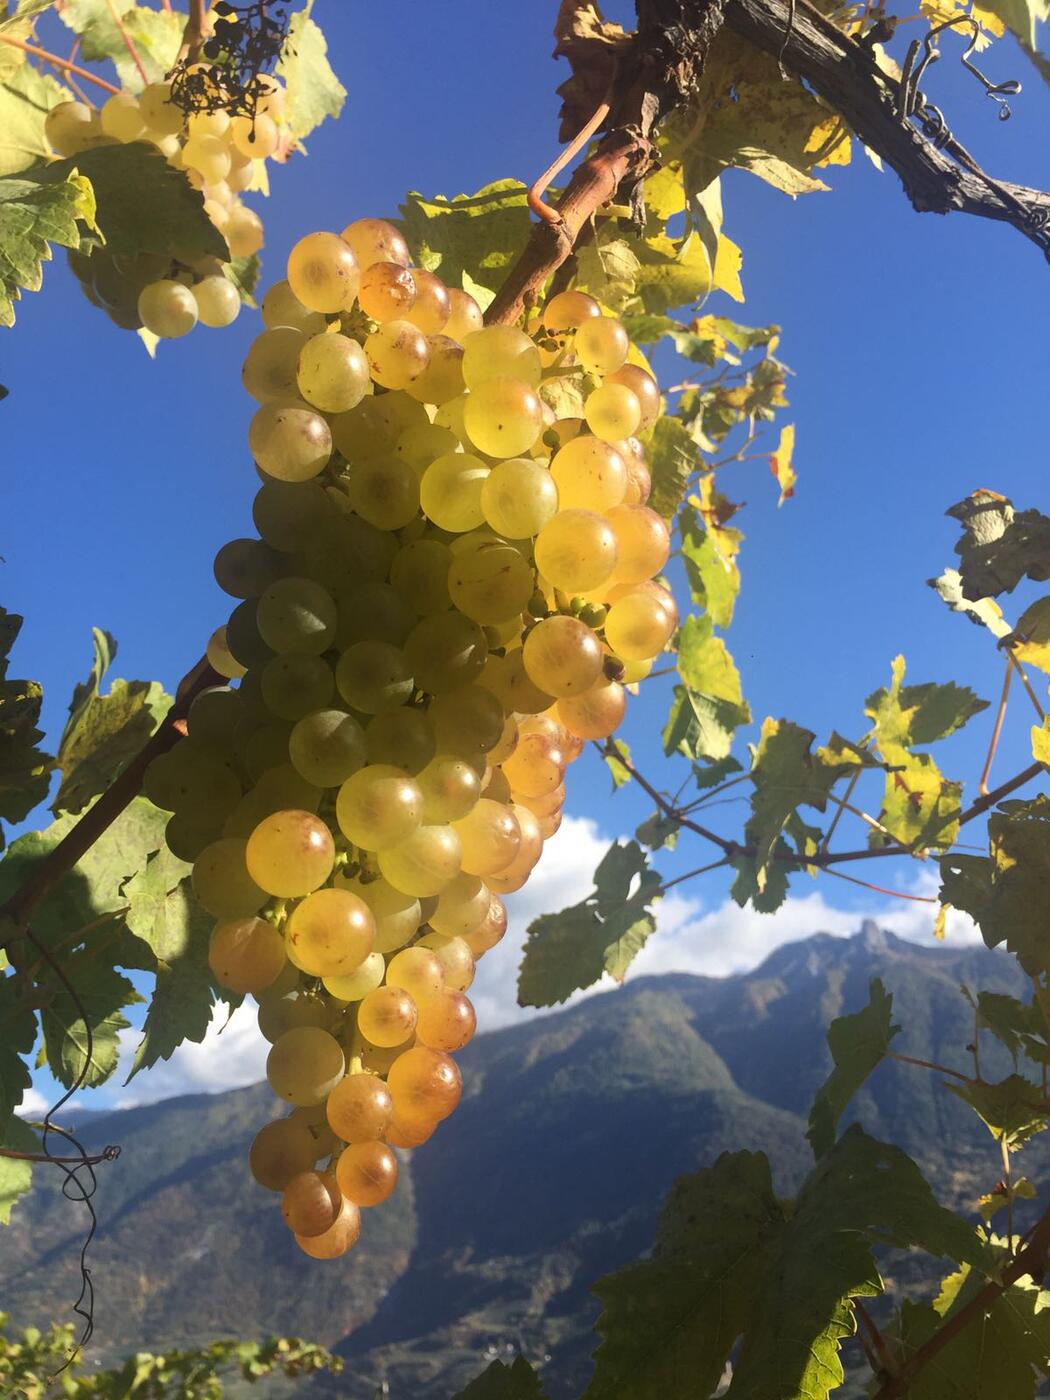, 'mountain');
0,925,1034,1399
